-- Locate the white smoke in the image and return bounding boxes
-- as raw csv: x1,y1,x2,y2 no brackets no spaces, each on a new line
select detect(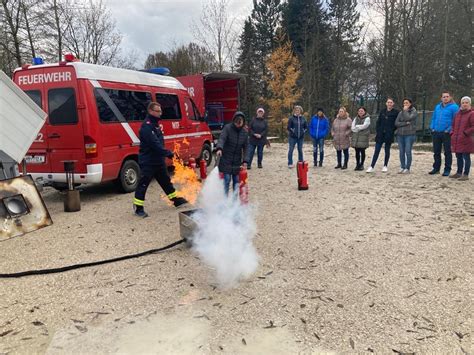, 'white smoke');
191,168,259,289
